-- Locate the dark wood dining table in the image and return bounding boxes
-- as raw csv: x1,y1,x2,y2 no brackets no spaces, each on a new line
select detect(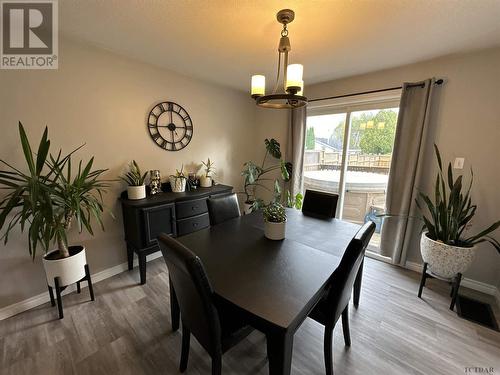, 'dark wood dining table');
175,208,360,375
